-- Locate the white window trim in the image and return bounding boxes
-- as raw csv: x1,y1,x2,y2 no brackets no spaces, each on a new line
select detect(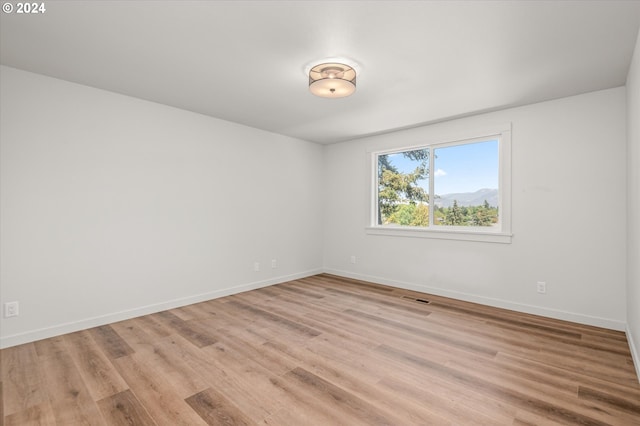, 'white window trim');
367,124,512,244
